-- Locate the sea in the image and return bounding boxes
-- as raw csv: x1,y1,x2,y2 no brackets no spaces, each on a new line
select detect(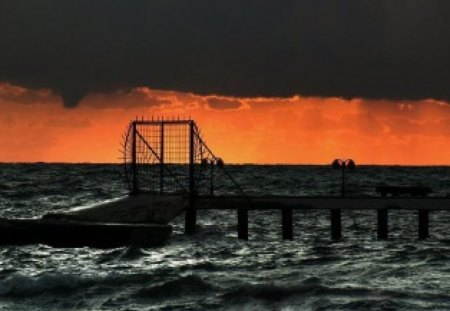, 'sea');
1,163,450,310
